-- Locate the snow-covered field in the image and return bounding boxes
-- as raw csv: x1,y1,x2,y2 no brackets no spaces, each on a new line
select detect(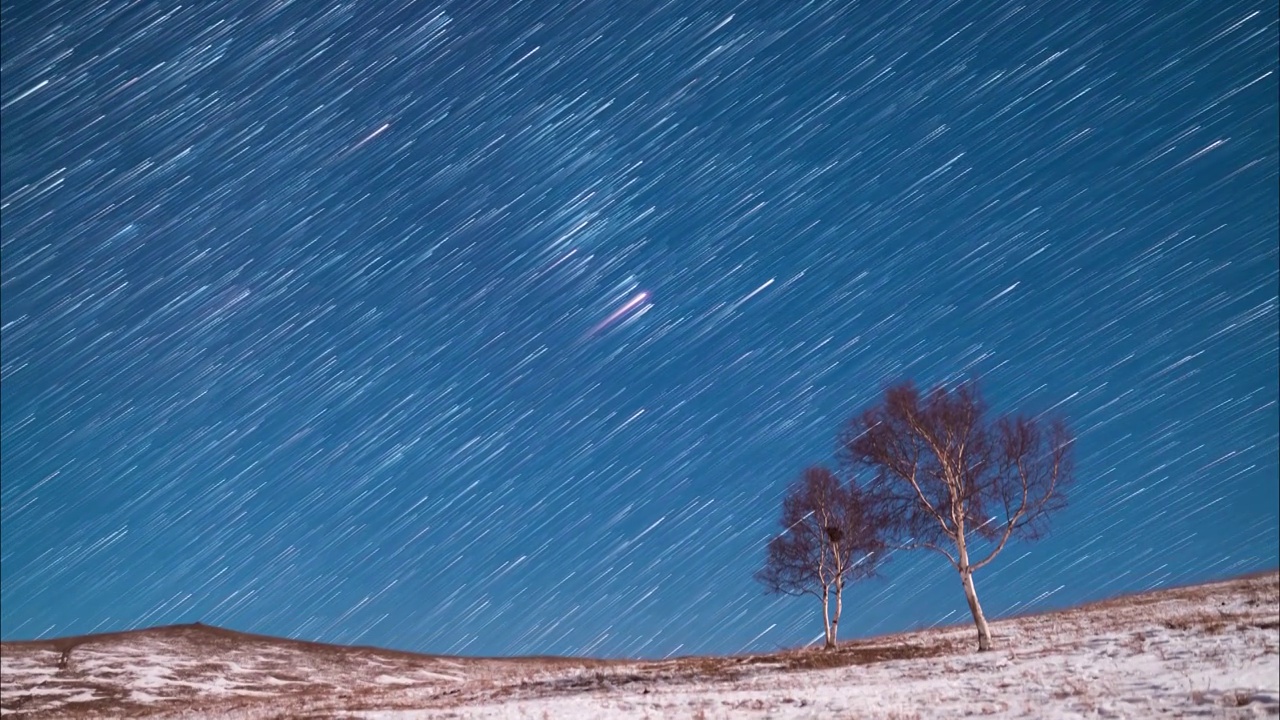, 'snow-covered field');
2,572,1277,719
